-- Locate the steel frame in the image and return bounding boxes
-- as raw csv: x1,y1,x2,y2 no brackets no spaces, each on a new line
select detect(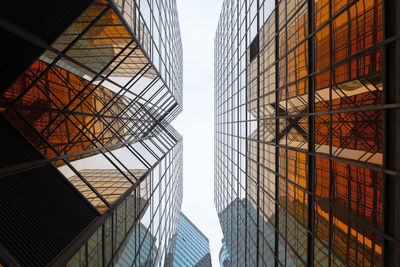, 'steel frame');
214,0,400,266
